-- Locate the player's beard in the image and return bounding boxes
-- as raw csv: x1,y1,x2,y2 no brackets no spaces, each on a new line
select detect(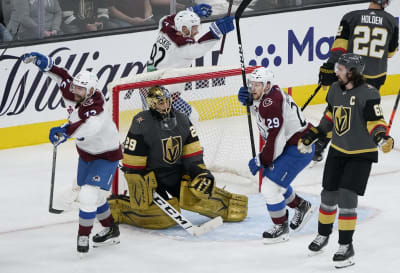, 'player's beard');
338,75,349,90
74,94,85,103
